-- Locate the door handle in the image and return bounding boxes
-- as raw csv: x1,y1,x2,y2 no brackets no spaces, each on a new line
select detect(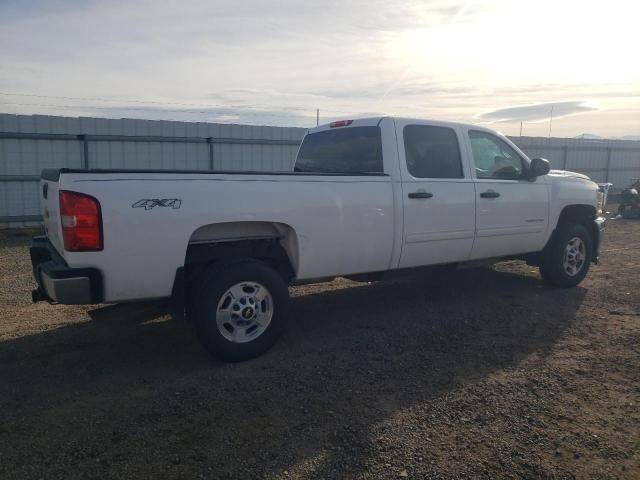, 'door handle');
480,191,500,199
408,191,434,199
